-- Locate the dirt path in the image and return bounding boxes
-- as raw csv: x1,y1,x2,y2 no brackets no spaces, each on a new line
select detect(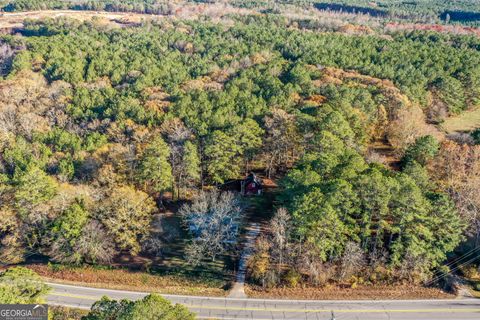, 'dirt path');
228,222,261,298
